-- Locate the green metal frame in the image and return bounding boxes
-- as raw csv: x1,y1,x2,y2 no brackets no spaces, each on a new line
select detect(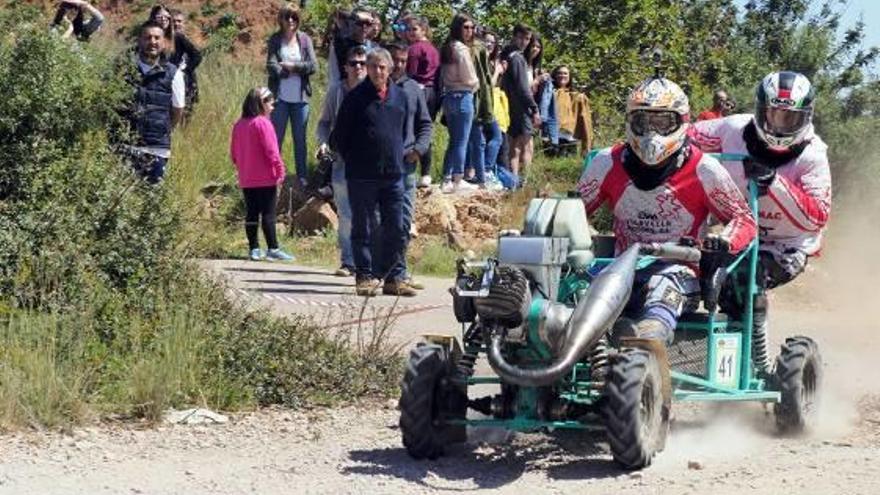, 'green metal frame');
448,150,779,432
